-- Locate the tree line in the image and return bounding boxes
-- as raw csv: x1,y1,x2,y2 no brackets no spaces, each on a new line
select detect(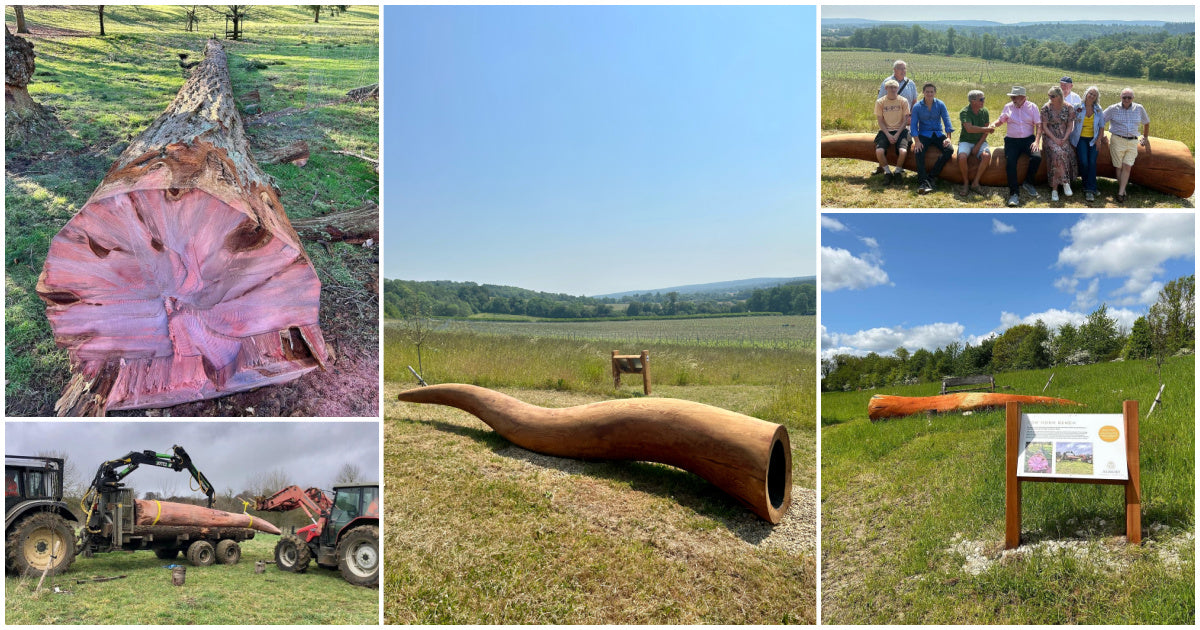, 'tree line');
822,275,1194,392
825,23,1195,83
384,279,815,320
